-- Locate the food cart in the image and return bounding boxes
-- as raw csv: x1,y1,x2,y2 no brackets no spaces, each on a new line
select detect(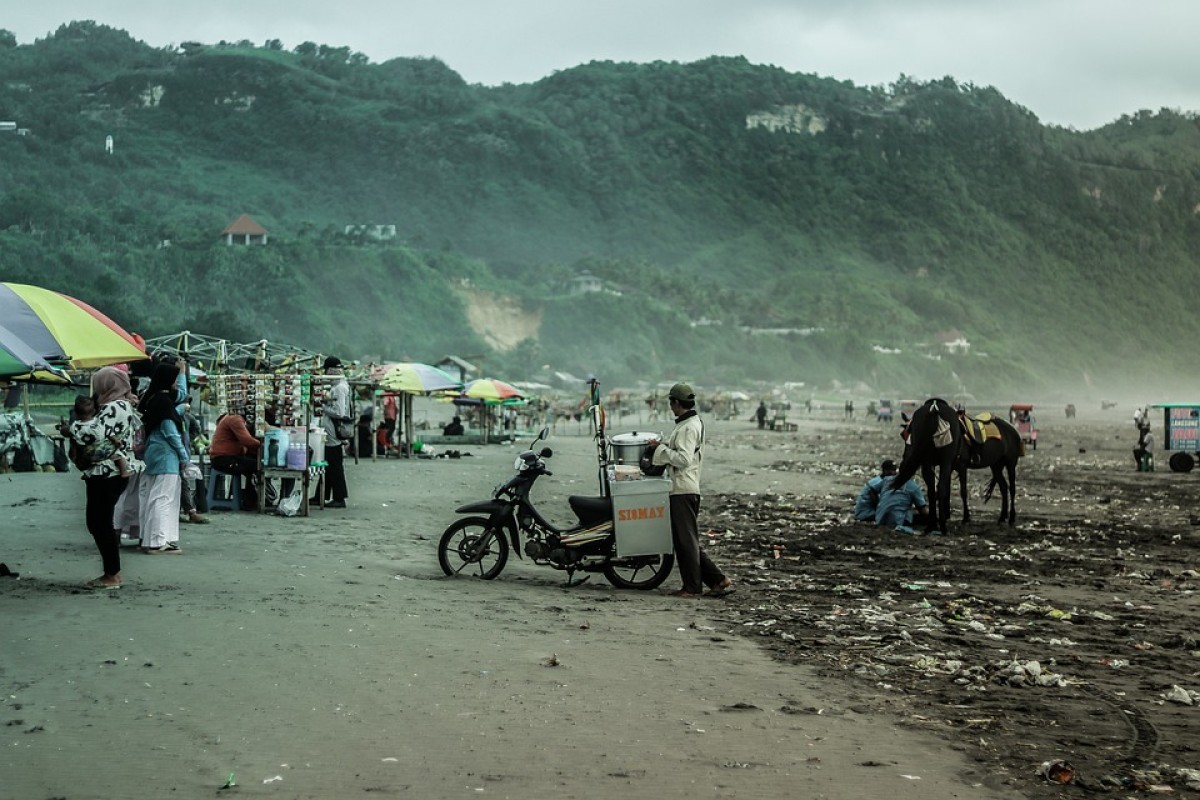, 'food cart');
1009,403,1038,449
877,399,894,423
1152,404,1200,472
899,400,918,418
